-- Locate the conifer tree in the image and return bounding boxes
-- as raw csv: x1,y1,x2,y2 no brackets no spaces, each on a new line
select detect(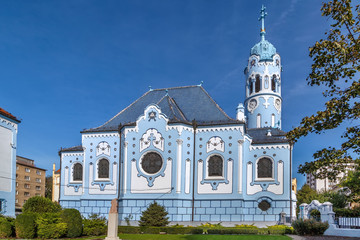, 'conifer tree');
138,201,169,227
